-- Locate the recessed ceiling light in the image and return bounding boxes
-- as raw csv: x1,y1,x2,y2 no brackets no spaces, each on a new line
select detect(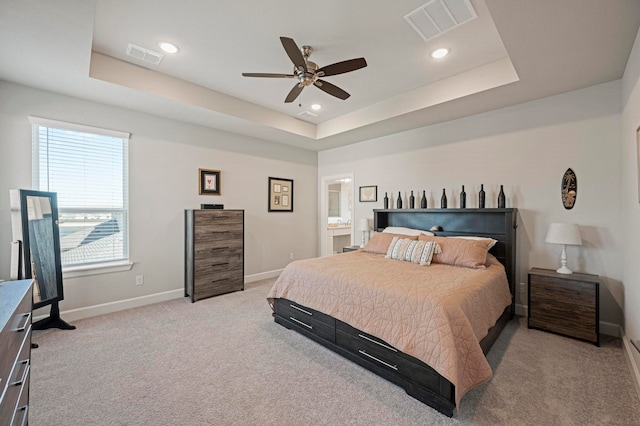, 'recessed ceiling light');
431,48,449,59
158,41,179,54
311,104,322,110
